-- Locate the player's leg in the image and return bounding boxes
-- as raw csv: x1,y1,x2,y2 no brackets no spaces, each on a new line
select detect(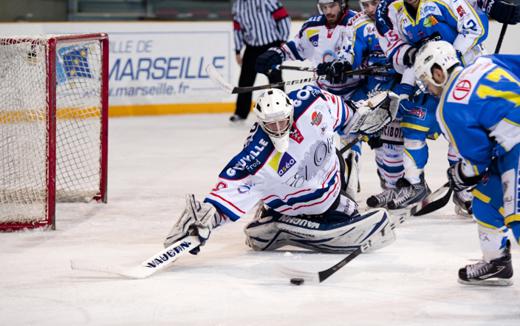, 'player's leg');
233,46,257,121
366,122,405,208
387,130,431,209
244,201,396,253
500,144,520,248
458,172,513,286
